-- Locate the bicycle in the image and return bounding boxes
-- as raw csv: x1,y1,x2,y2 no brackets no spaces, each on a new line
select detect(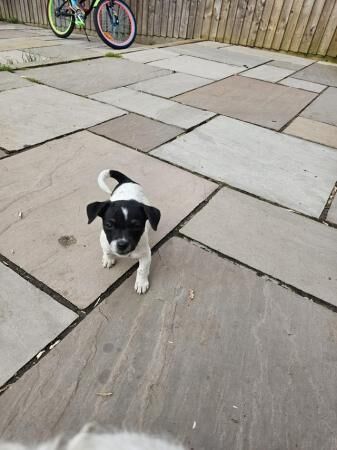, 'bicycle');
47,0,137,49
